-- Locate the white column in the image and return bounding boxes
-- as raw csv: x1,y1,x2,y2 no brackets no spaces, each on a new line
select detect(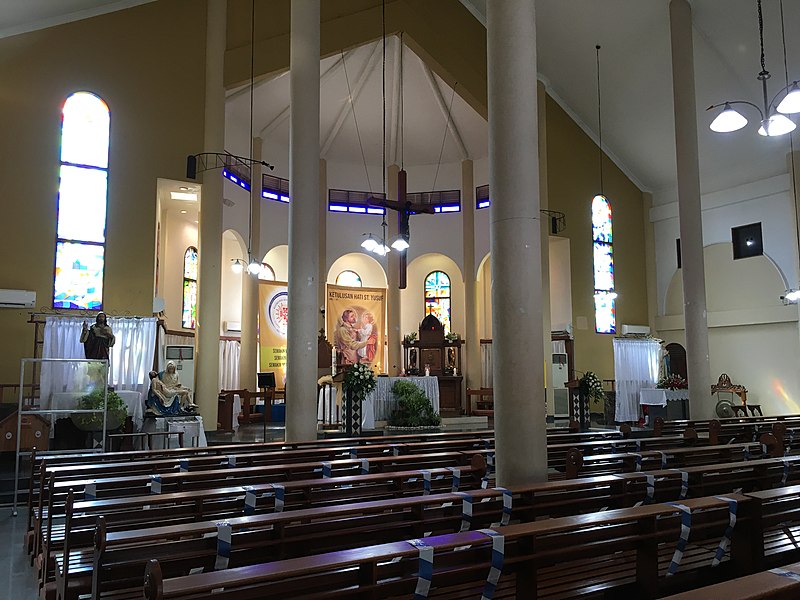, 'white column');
319,158,328,334
387,164,401,375
285,0,320,442
239,137,262,392
195,0,226,427
462,160,480,405
487,0,548,485
670,0,712,418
